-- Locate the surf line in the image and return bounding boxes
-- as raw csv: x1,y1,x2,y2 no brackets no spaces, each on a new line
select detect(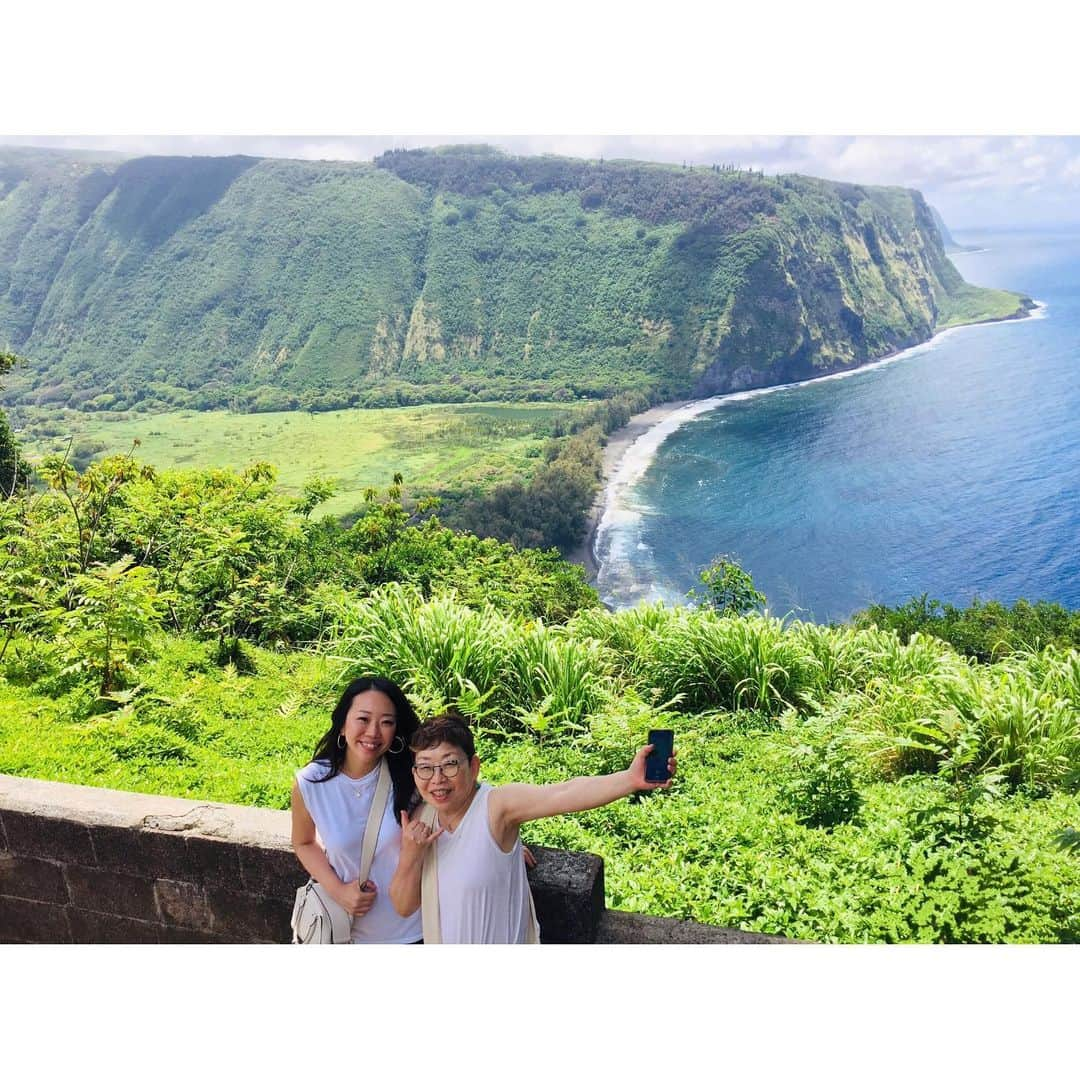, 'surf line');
591,301,1047,579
